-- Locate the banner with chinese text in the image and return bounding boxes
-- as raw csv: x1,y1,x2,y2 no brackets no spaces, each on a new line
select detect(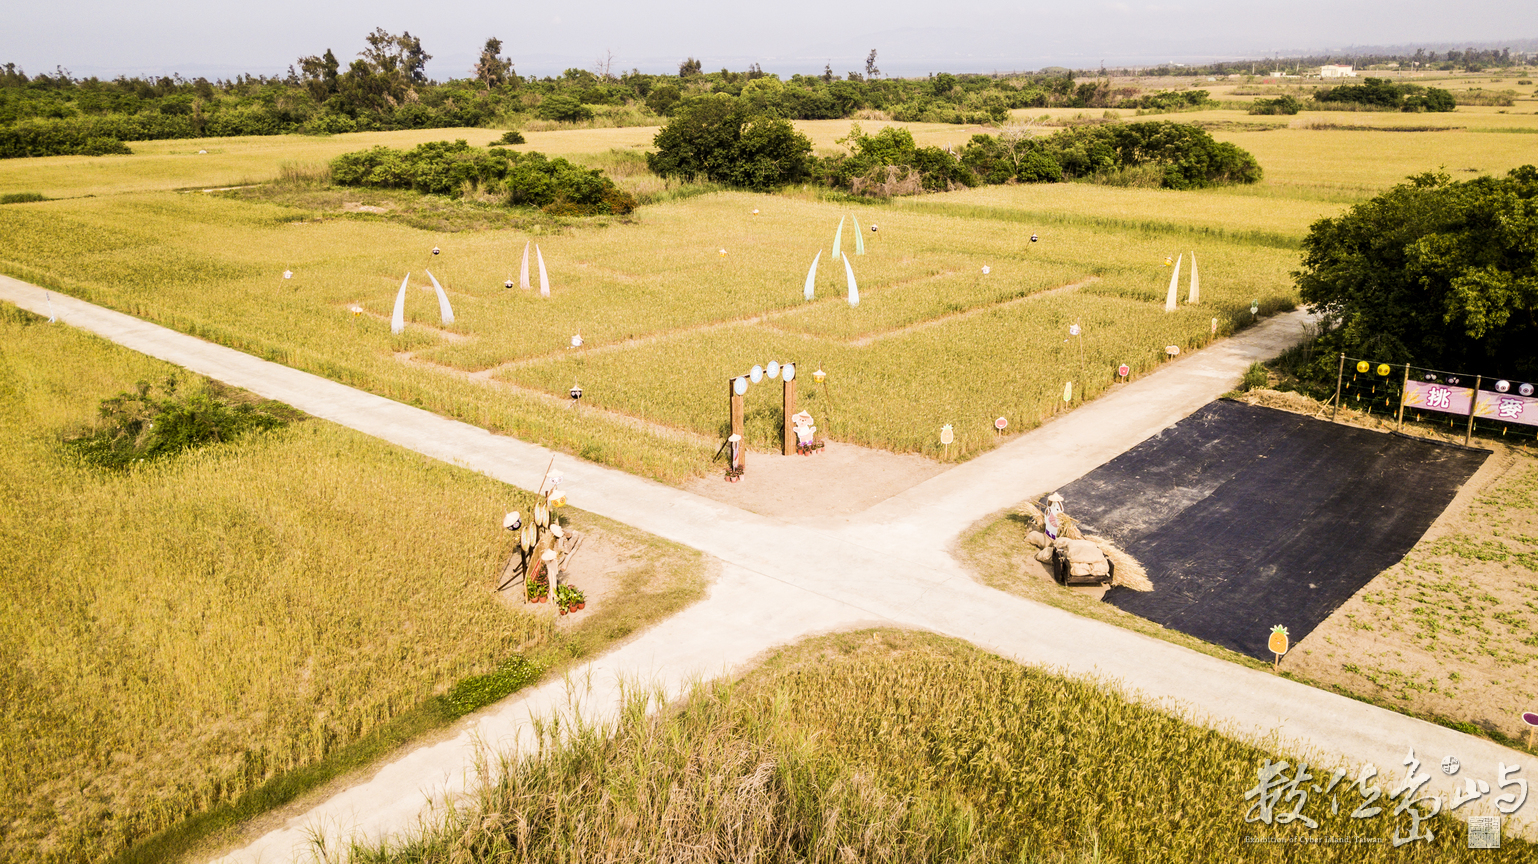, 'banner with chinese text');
1403,380,1538,427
